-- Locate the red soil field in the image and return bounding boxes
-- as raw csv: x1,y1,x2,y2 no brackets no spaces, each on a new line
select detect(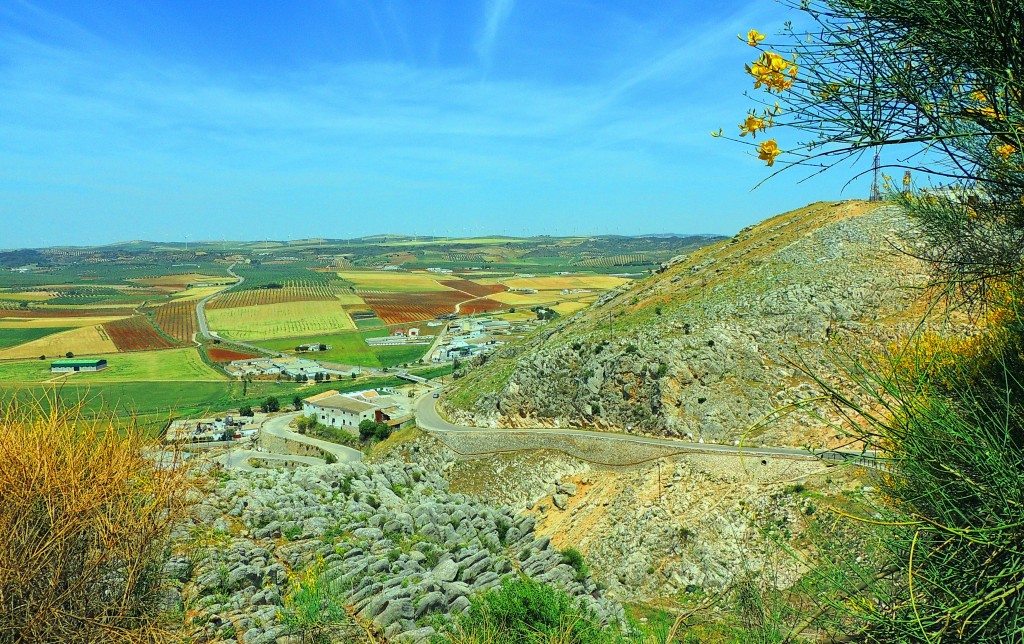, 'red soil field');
438,280,507,298
360,291,504,325
459,298,504,315
361,291,464,325
152,300,199,343
207,347,260,362
102,316,178,352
